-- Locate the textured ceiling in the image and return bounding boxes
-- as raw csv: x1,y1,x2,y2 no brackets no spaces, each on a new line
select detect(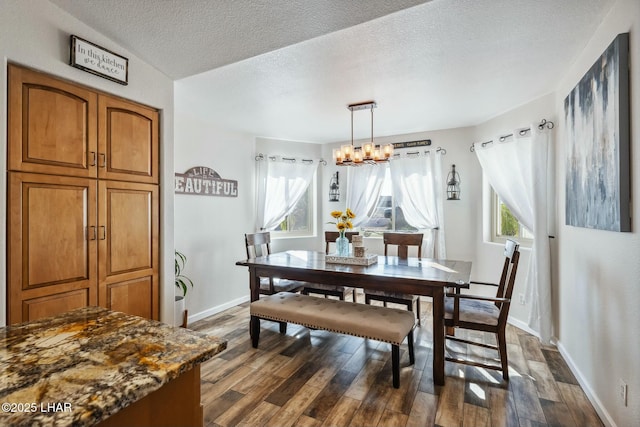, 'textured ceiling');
50,0,615,143
49,0,430,79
